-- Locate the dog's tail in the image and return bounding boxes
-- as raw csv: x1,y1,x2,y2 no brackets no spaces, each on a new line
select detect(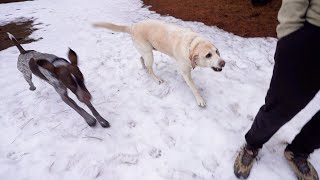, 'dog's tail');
92,22,131,34
7,32,26,54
